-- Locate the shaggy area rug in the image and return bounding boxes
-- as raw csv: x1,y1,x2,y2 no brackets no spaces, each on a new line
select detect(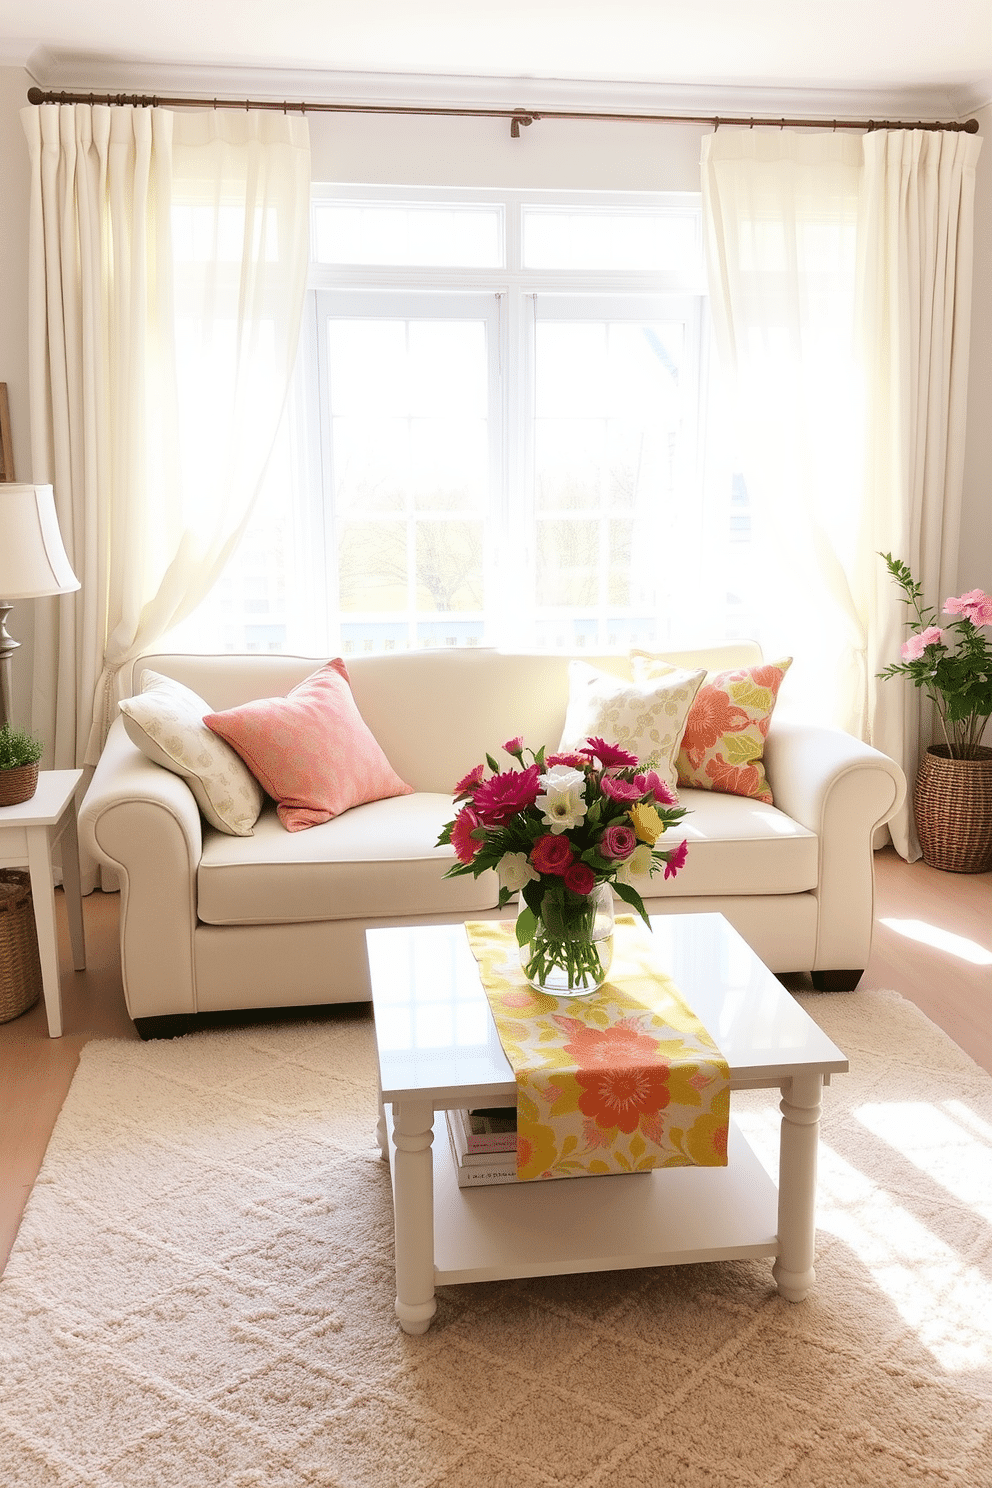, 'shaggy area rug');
1,987,991,1488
